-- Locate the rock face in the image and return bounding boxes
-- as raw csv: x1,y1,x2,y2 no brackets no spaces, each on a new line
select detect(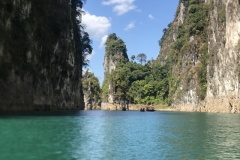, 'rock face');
82,71,101,110
0,0,84,111
102,33,128,104
204,0,240,113
158,0,240,113
103,52,118,103
158,0,209,111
